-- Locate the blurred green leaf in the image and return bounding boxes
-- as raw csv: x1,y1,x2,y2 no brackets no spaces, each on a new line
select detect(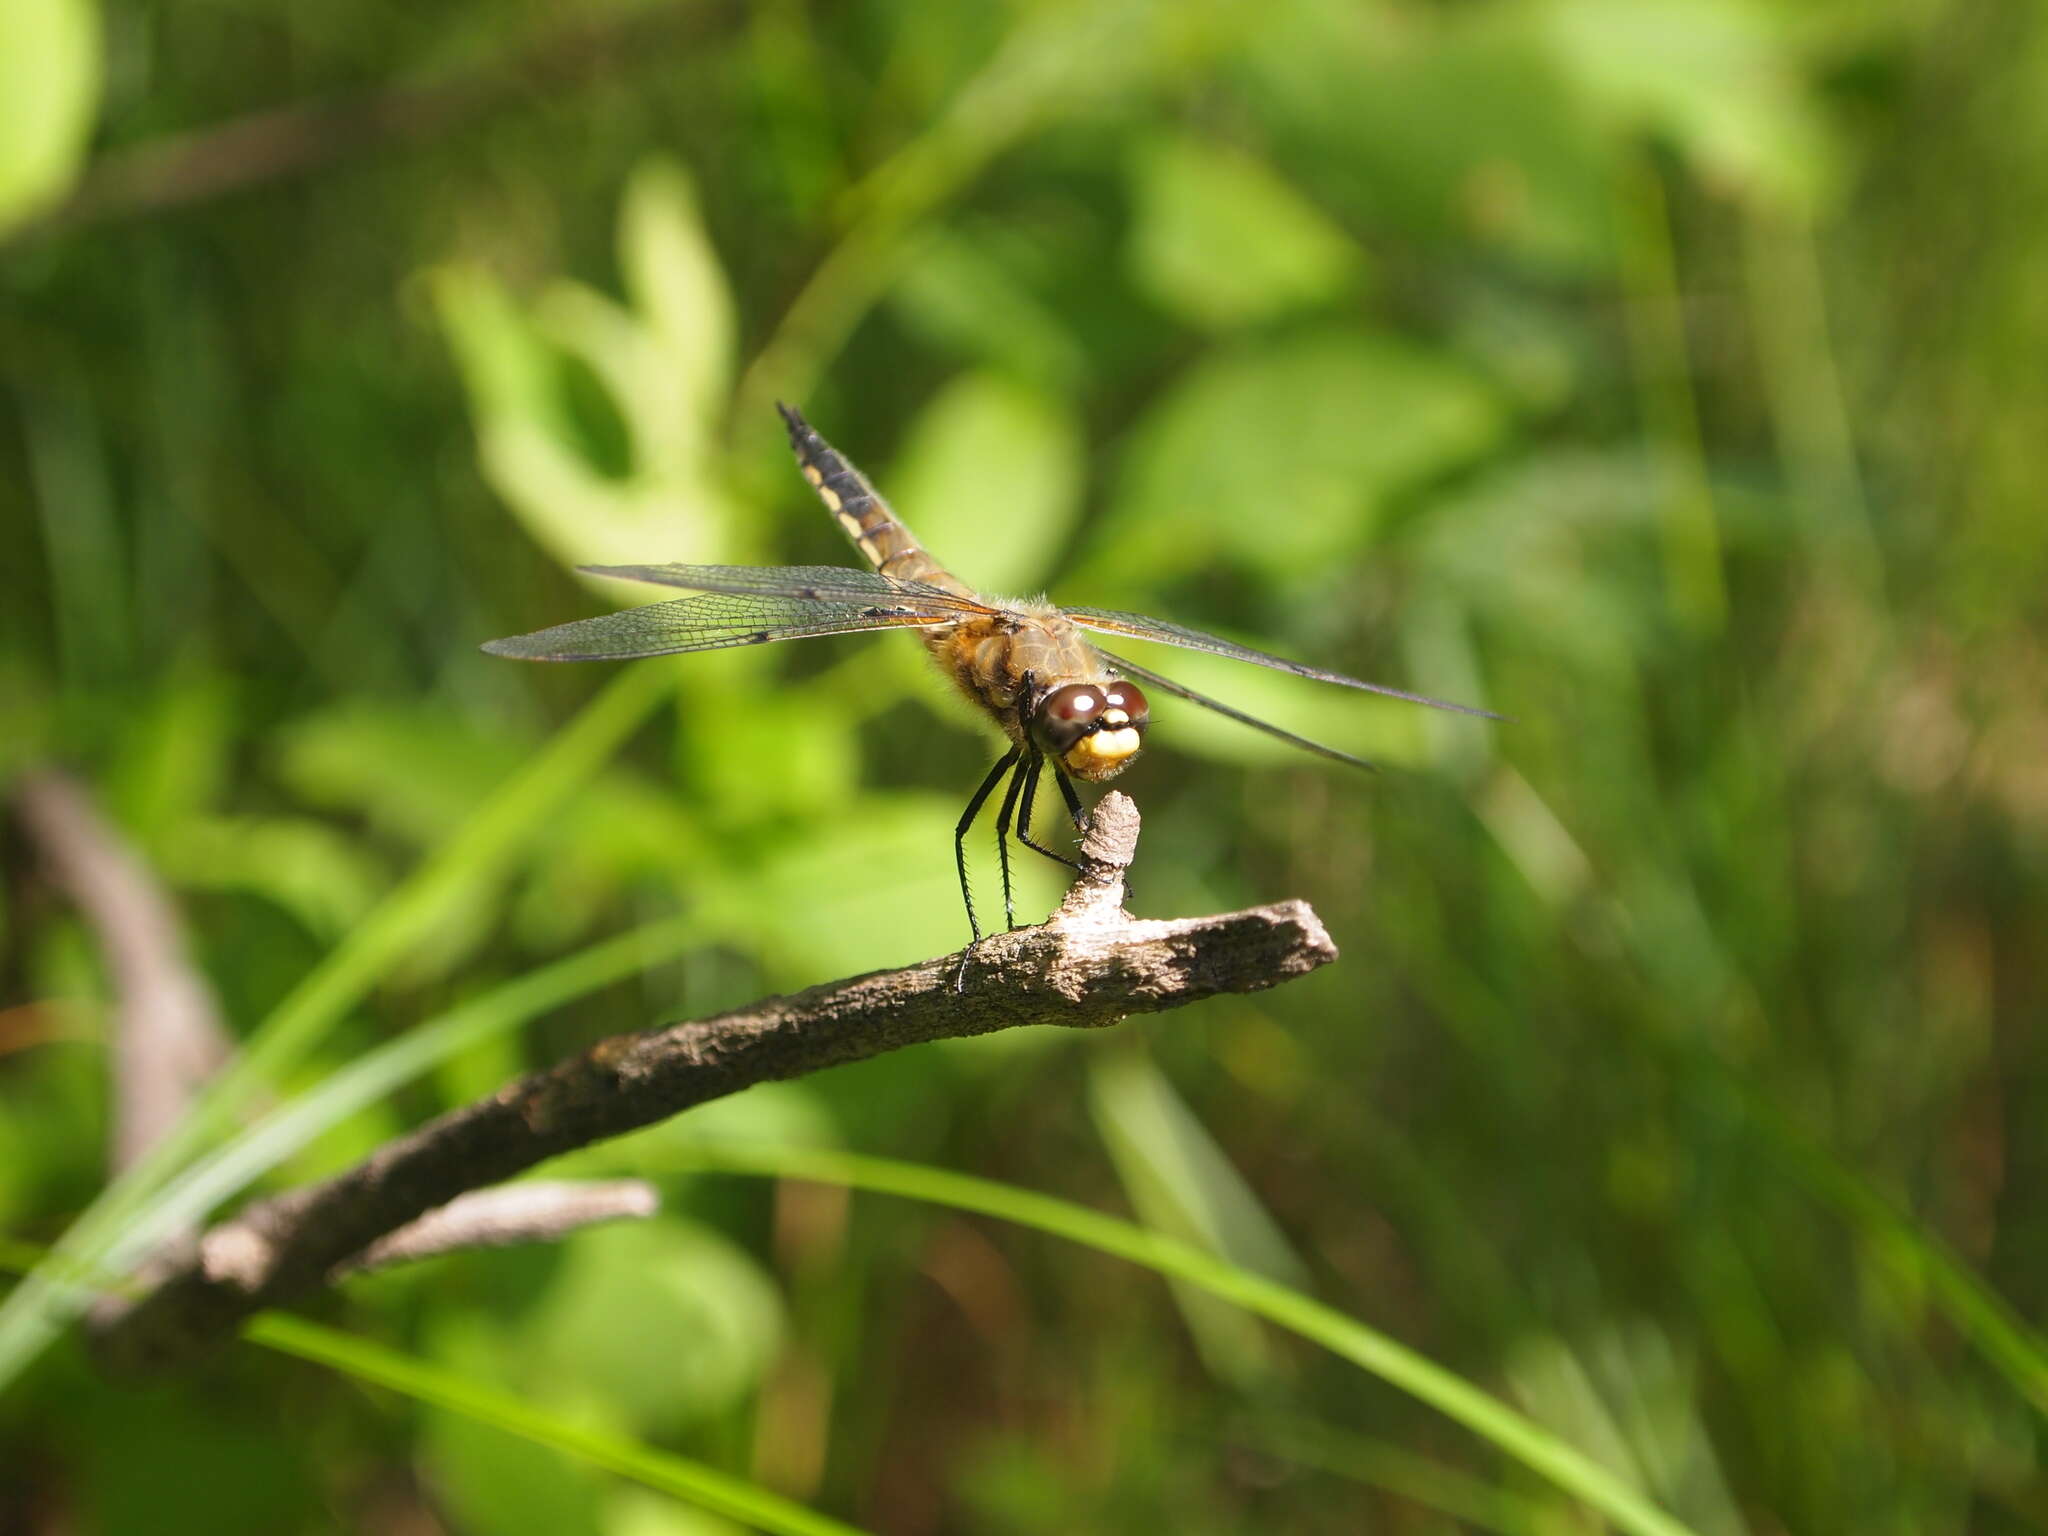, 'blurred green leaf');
1410,449,1667,676
1126,131,1360,330
423,1361,605,1536
1541,0,1837,209
277,700,711,939
622,159,737,439
435,161,744,574
164,814,384,940
889,371,1086,594
889,228,1090,390
710,795,986,975
607,1486,750,1536
1093,328,1505,582
675,662,862,830
522,1218,784,1435
101,675,234,845
1238,2,1621,273
0,0,99,233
